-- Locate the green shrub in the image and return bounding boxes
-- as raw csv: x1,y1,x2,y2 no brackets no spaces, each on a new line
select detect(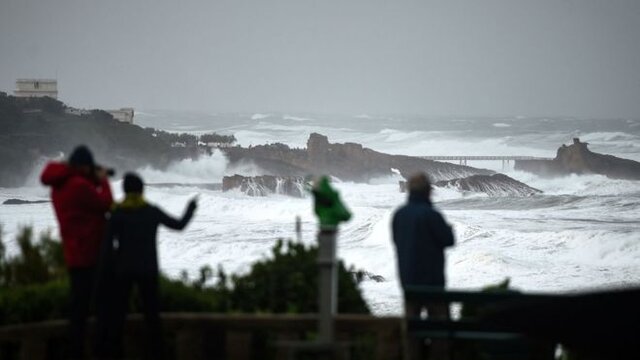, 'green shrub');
0,228,369,325
0,226,65,287
0,279,68,325
227,239,369,314
199,133,236,145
